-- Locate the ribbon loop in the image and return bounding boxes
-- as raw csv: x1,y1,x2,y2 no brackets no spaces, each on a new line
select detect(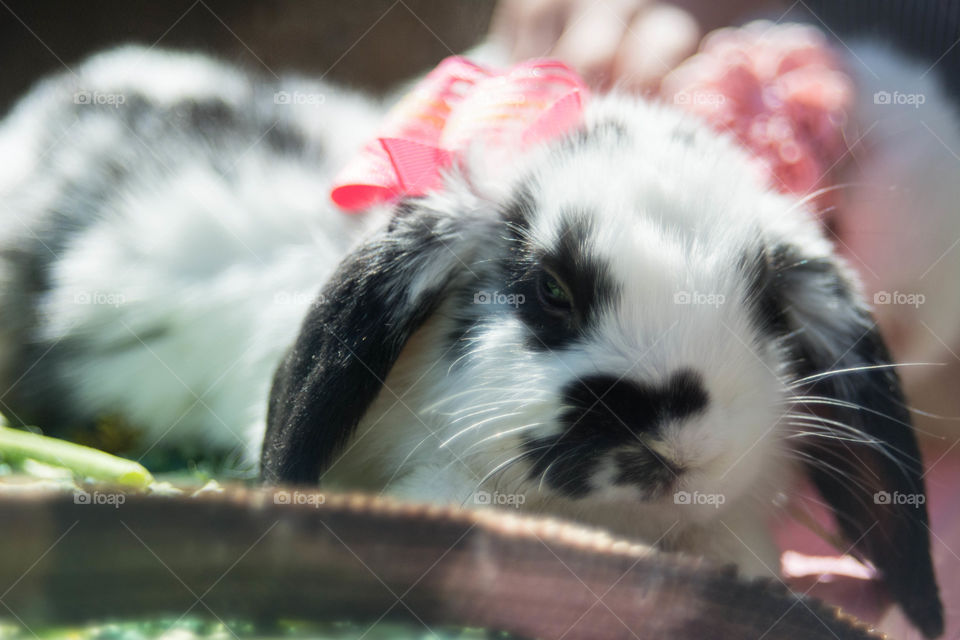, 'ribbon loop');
331,57,587,212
